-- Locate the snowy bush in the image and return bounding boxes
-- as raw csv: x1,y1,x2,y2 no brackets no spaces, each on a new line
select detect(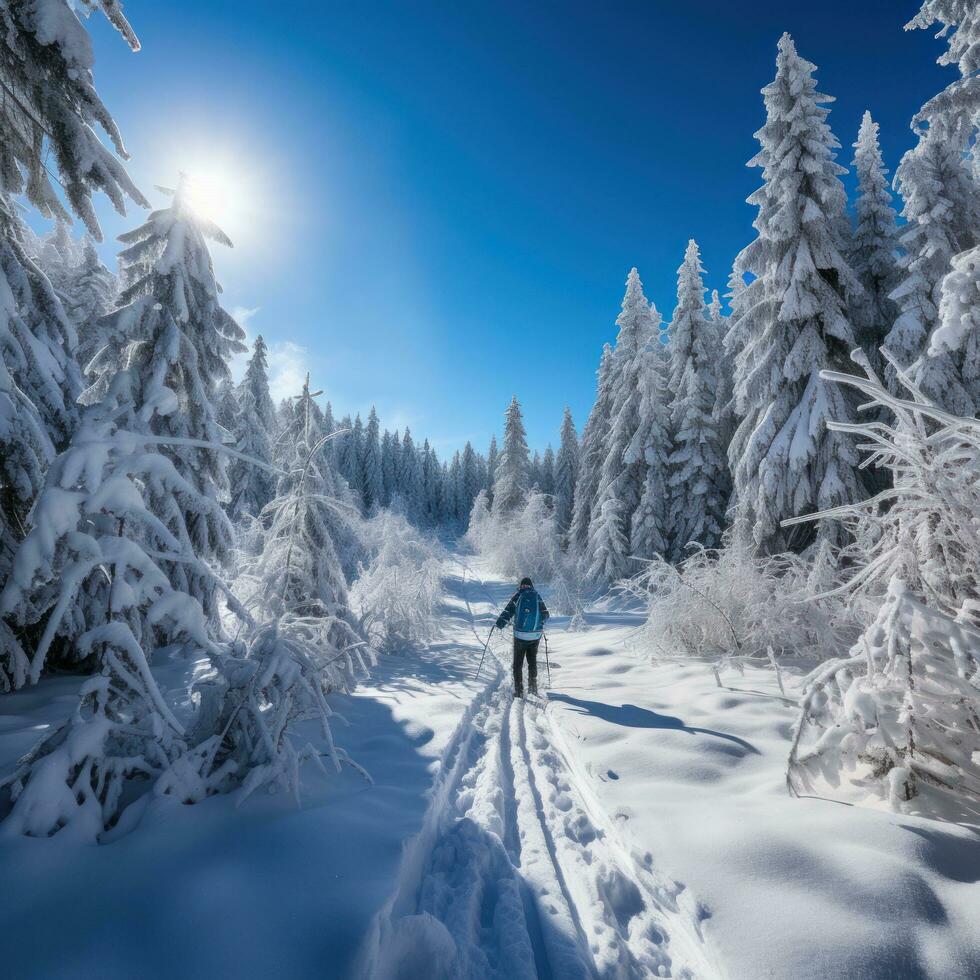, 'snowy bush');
466,491,586,619
784,353,980,621
789,578,980,816
187,615,373,807
622,540,863,664
783,356,980,817
350,511,445,653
